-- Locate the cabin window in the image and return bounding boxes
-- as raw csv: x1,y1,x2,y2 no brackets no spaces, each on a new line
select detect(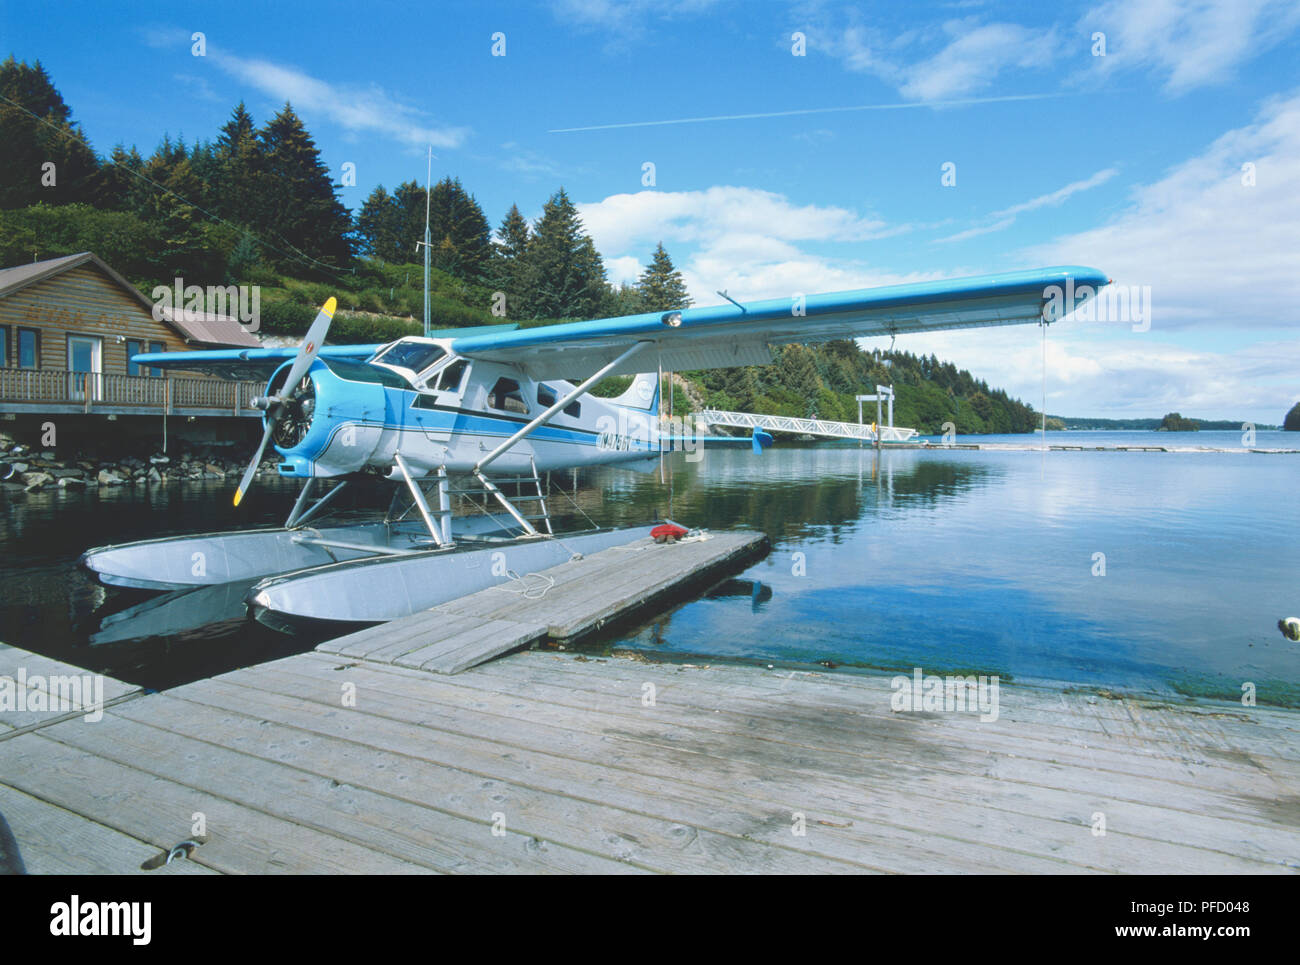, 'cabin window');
488,377,528,415
125,339,143,376
537,383,581,418
377,341,445,373
436,359,468,393
149,341,165,378
0,326,8,367
17,328,38,369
